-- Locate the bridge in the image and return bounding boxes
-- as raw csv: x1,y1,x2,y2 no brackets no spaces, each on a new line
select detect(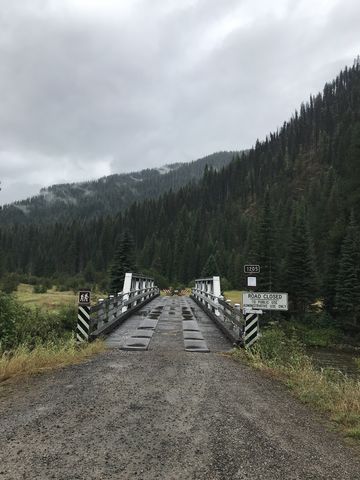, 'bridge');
76,272,260,351
1,272,359,479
